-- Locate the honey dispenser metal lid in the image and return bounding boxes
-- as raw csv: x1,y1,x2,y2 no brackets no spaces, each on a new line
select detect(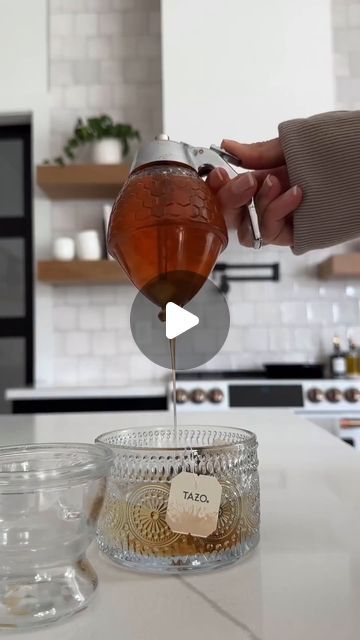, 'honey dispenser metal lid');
130,134,197,173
